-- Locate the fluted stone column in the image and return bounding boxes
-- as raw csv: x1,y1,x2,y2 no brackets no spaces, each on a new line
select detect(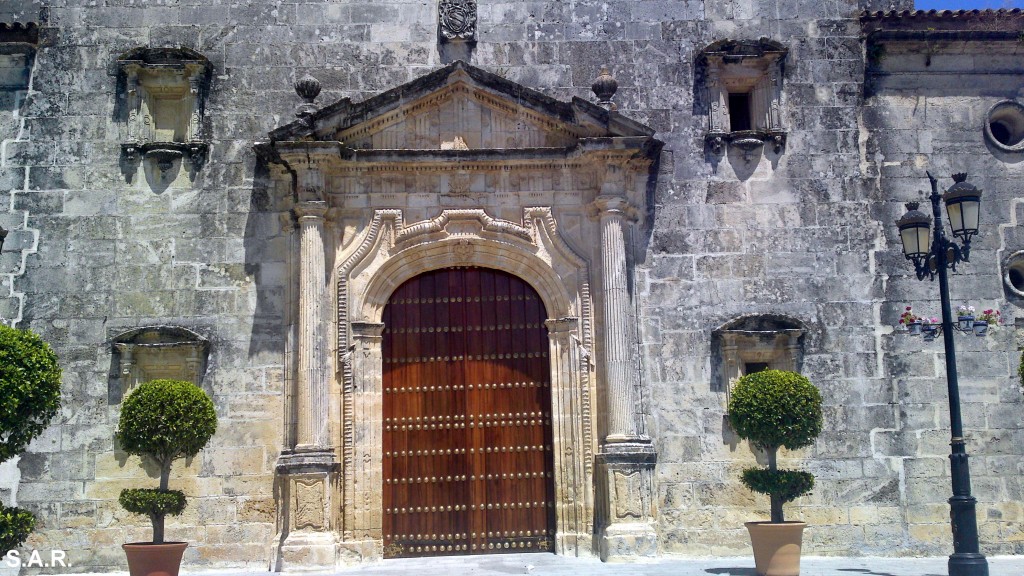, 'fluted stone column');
592,194,657,561
295,200,329,451
273,199,340,571
593,195,645,444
